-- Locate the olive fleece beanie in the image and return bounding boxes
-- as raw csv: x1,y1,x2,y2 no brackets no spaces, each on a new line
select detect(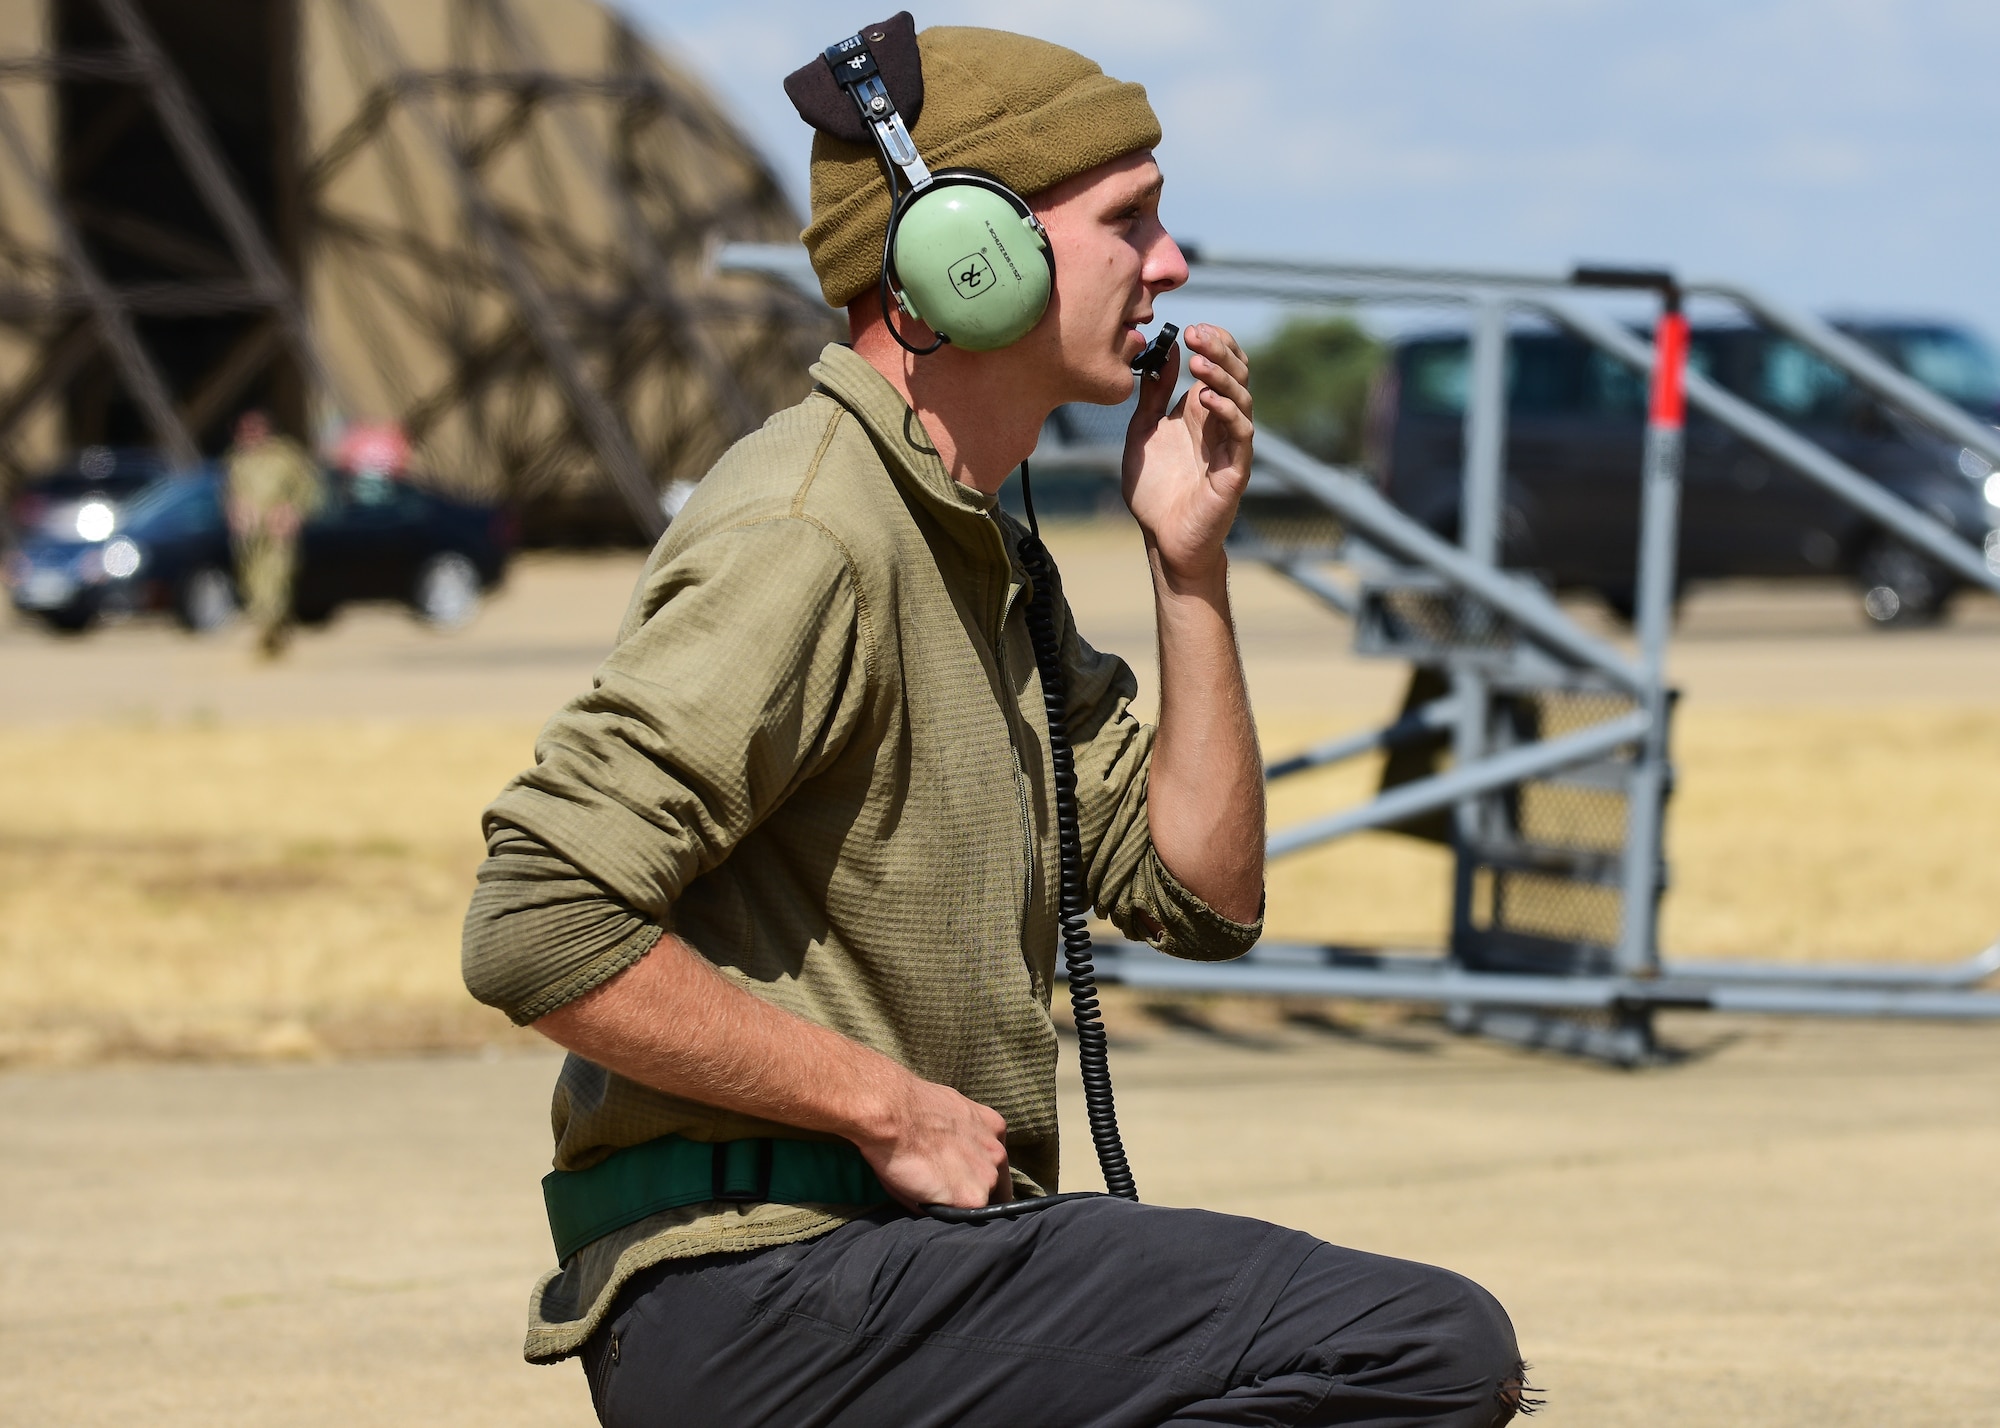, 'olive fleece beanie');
798,25,1162,309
